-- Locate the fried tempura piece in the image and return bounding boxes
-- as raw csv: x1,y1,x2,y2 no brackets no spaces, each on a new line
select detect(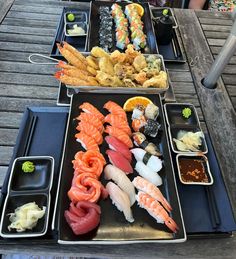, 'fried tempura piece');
86,56,99,70
134,72,147,85
144,68,160,78
56,61,76,70
142,71,168,88
110,50,126,65
91,46,110,59
63,42,87,64
87,66,97,76
123,78,137,88
133,55,147,72
96,71,123,87
114,63,135,79
99,57,114,76
125,44,141,64
62,68,91,80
